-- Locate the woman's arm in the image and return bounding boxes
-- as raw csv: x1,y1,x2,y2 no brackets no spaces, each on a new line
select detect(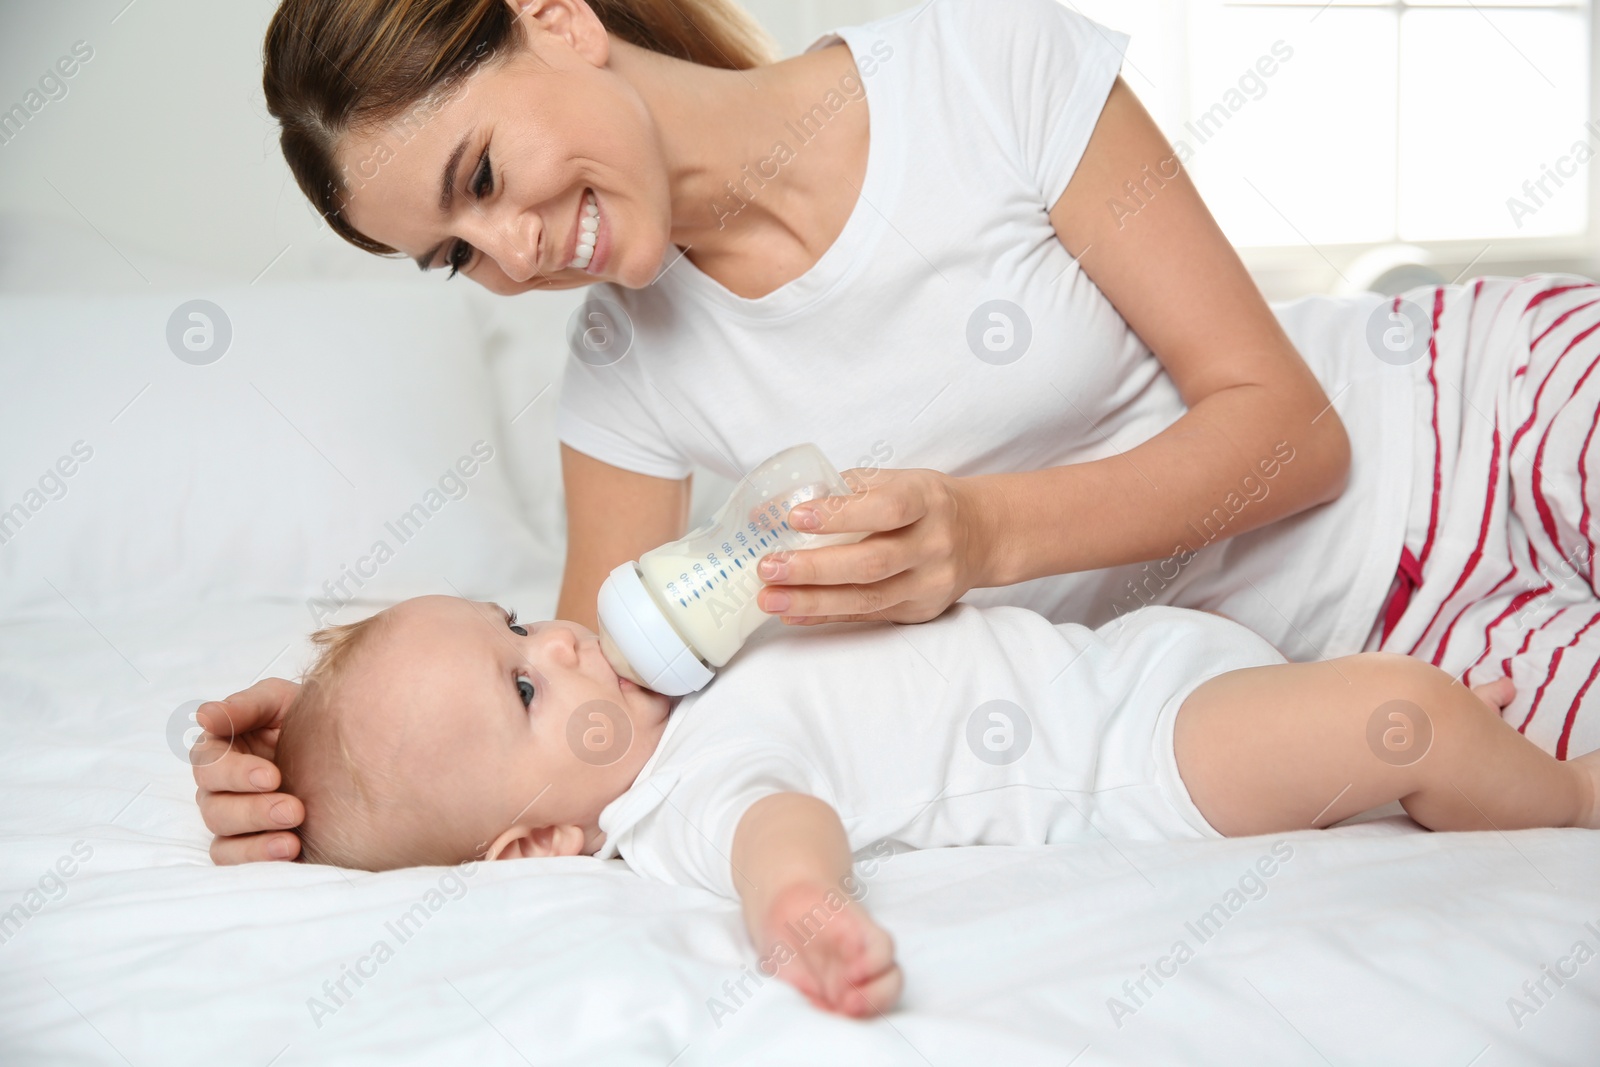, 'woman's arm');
983,75,1350,586
752,77,1351,624
731,793,903,1017
553,443,694,631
